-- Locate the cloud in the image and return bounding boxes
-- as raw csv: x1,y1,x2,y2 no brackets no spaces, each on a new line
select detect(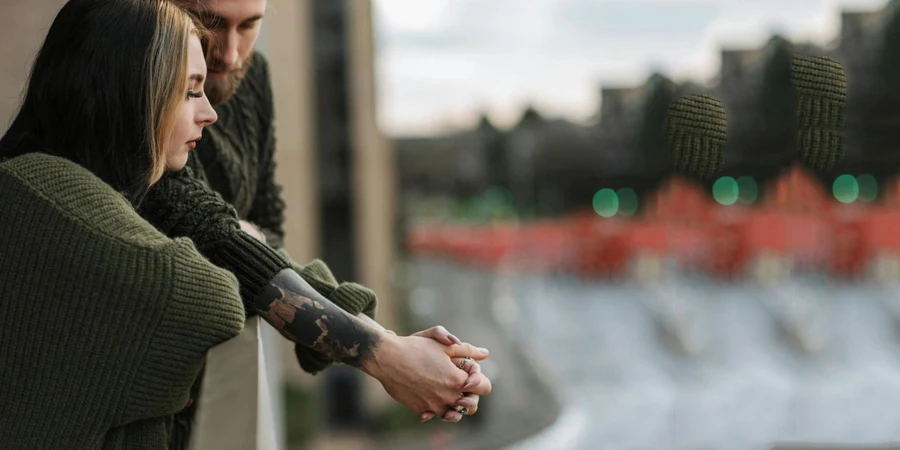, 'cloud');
374,0,890,135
